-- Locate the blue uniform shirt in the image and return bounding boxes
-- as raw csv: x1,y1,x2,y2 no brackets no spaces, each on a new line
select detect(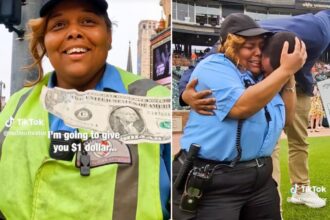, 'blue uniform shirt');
178,42,220,99
180,54,285,161
48,63,170,219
